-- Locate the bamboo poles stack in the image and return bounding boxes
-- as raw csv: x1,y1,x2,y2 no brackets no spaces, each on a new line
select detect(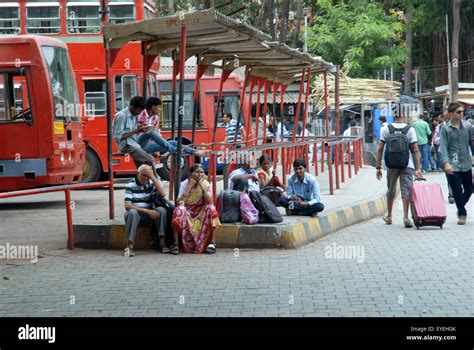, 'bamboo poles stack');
311,70,402,112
